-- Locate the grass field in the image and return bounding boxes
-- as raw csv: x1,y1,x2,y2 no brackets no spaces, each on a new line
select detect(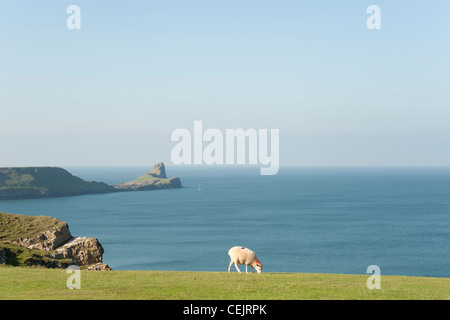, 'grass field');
0,266,448,300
